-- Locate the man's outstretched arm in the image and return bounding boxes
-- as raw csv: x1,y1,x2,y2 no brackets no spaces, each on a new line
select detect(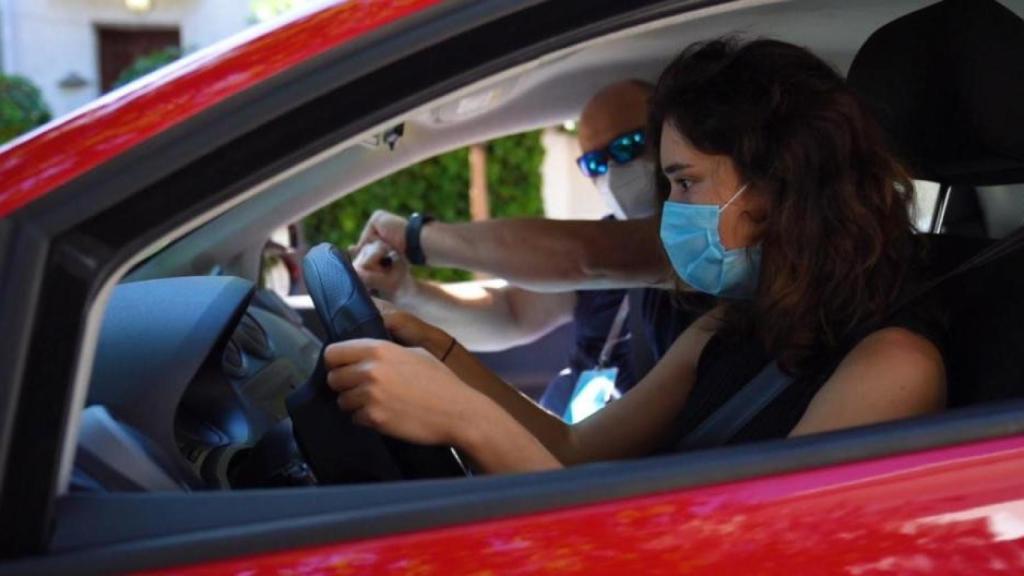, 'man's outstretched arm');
355,211,672,292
